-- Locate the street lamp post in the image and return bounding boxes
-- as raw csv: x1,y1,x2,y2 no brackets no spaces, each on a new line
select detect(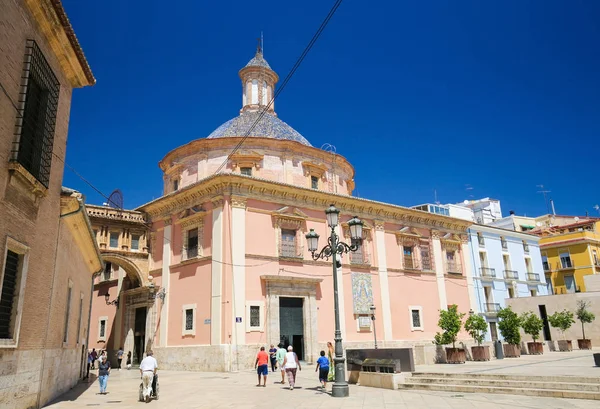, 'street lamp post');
305,204,364,398
370,305,378,349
